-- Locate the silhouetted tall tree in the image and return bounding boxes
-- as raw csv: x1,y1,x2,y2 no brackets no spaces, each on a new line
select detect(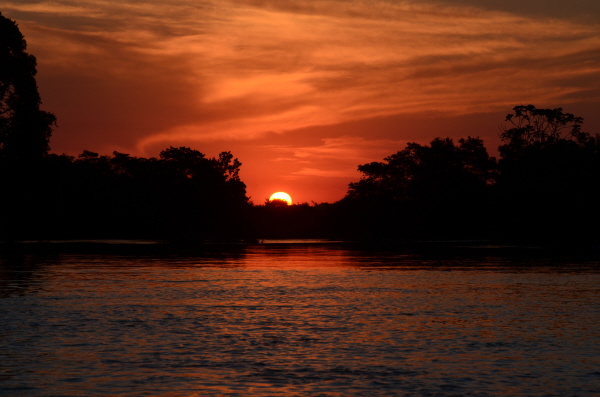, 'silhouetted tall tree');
0,12,55,161
0,13,57,241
